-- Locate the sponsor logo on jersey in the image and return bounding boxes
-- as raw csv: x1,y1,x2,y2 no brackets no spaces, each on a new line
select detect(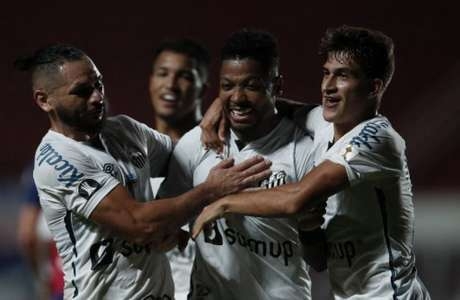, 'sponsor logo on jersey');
103,163,118,178
327,240,357,267
78,179,101,200
37,143,84,187
350,120,389,150
203,223,295,266
89,238,115,271
130,151,146,168
260,170,287,188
